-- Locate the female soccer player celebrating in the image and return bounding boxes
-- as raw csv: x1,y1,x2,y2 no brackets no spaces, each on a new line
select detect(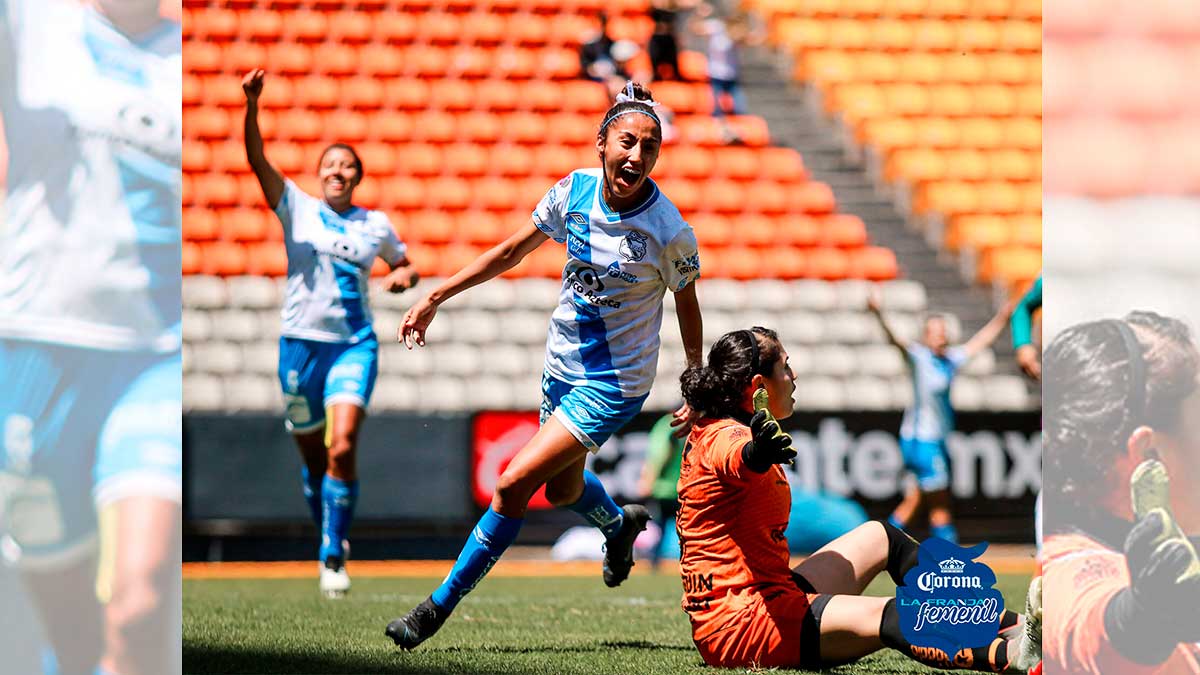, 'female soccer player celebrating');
676,327,1040,671
868,292,1016,543
242,69,419,598
1042,312,1200,673
387,81,704,649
